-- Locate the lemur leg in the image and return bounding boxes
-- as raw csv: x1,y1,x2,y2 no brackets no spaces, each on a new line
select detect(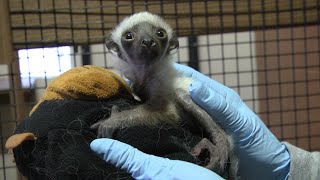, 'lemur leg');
91,105,149,138
175,89,230,174
90,104,179,138
90,106,127,138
